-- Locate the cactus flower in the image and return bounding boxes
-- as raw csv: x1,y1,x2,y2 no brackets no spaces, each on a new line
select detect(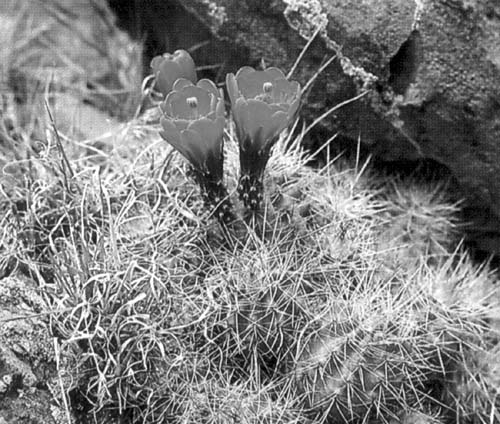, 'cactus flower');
159,78,233,222
226,66,301,210
151,50,197,98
